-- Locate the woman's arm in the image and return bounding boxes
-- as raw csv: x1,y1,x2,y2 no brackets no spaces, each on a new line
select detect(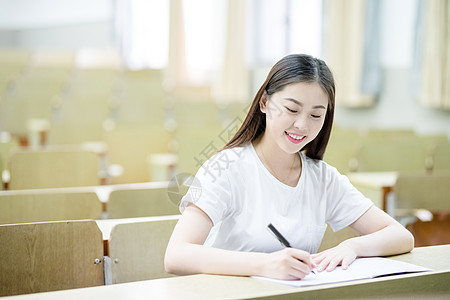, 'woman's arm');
312,206,414,272
164,203,314,280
